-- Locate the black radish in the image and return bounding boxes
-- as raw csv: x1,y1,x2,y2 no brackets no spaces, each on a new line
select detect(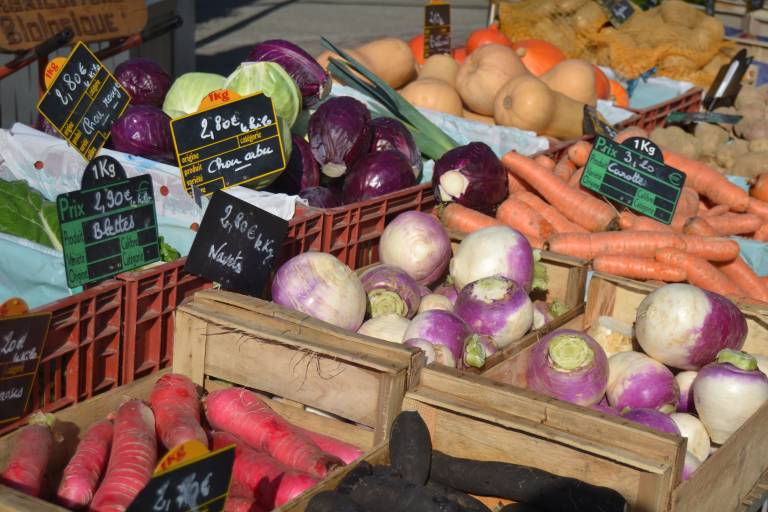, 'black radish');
389,411,431,485
426,480,492,512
